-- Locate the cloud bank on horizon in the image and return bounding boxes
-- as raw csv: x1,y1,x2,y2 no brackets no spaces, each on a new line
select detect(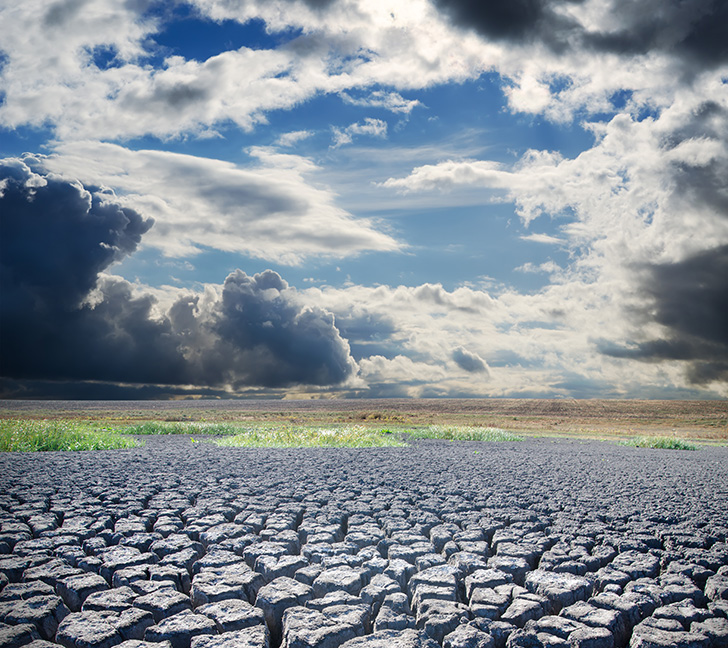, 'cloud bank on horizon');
1,0,726,399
